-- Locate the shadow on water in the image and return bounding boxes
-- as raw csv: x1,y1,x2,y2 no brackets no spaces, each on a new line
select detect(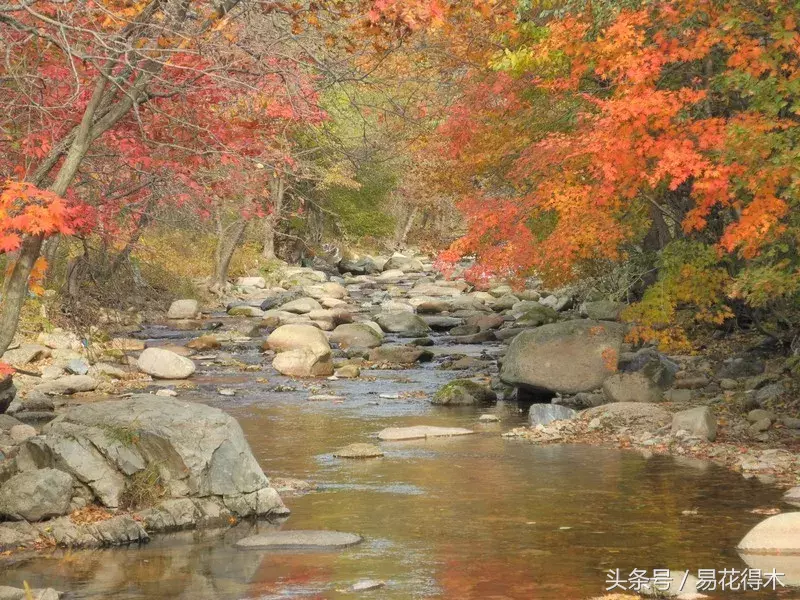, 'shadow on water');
1,332,789,599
